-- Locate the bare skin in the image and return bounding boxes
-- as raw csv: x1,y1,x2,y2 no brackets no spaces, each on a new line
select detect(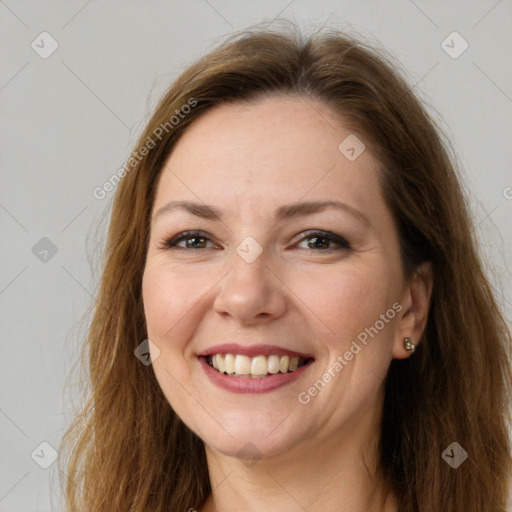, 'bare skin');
142,95,432,512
